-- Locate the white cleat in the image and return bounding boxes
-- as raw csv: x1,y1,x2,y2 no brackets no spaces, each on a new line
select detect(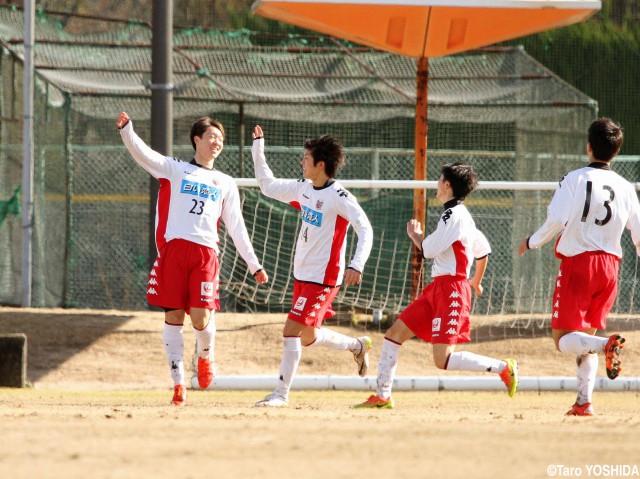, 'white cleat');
353,336,372,377
255,392,288,408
